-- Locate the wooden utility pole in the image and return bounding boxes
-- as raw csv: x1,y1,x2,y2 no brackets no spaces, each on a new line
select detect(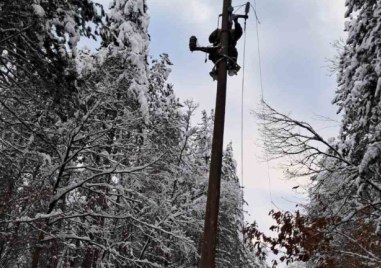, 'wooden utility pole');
199,0,232,267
